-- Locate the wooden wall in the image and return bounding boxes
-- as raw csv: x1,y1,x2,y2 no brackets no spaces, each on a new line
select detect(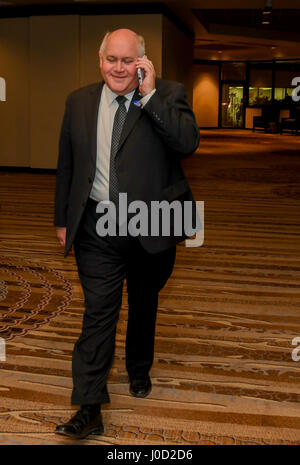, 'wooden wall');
0,13,192,169
0,18,30,166
193,64,219,128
